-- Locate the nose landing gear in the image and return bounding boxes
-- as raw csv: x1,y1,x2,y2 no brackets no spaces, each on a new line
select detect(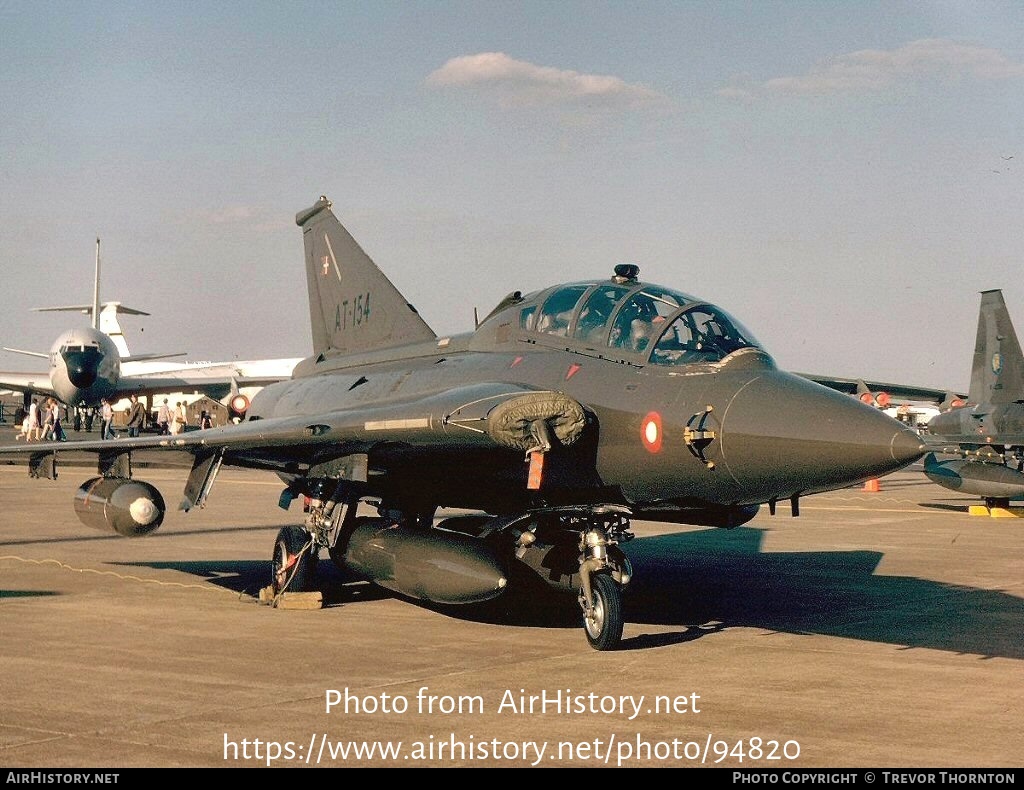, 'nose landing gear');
572,509,633,650
581,573,623,650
